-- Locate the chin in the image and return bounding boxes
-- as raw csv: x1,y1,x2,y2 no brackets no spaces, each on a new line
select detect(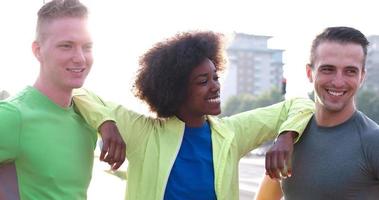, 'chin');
209,109,221,116
70,81,85,89
70,85,84,90
322,101,346,112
